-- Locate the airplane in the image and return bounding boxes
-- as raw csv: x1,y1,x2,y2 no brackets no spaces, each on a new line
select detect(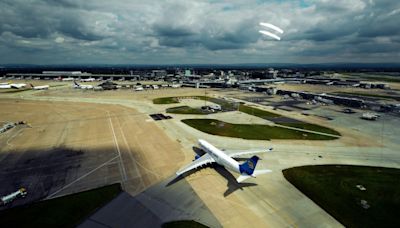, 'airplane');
176,139,273,183
73,81,93,89
0,83,11,89
30,83,49,90
0,83,26,89
80,78,96,82
11,83,27,89
134,86,144,91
